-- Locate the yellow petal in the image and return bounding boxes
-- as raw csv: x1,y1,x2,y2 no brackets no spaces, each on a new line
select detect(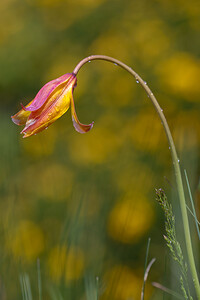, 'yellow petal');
70,93,94,134
11,101,33,125
22,85,72,138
